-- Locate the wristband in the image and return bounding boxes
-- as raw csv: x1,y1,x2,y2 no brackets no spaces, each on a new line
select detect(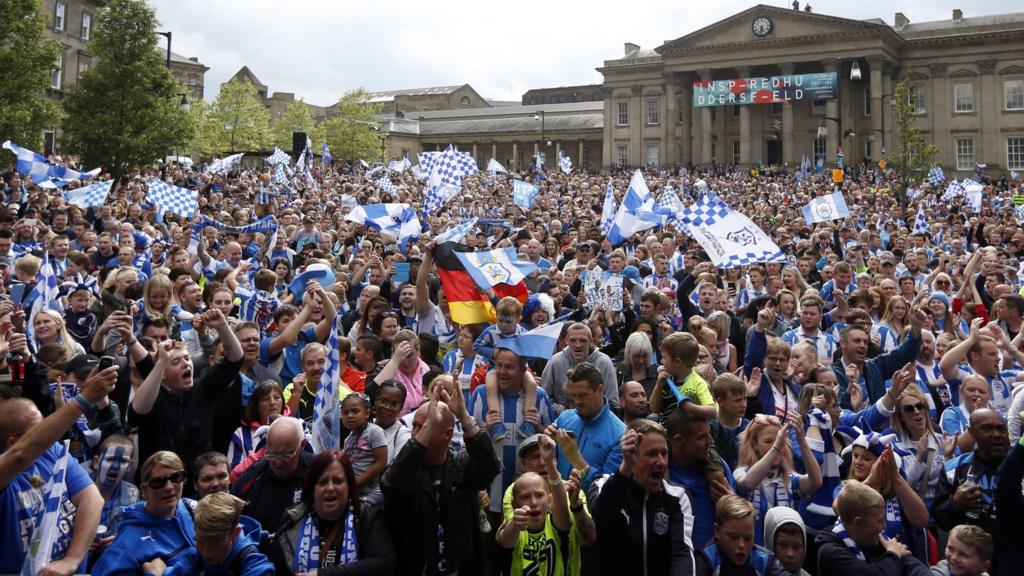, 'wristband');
74,393,95,413
548,476,564,487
